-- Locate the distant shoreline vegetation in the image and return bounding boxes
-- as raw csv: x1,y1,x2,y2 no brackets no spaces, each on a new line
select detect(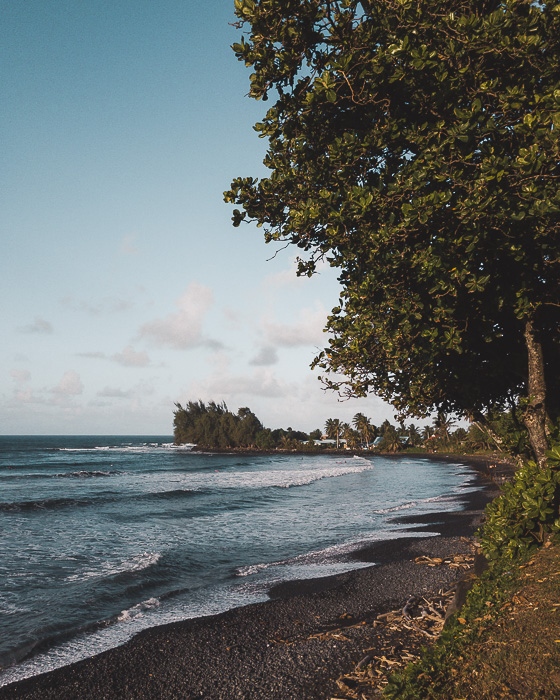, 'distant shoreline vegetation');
173,401,530,457
173,401,311,451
